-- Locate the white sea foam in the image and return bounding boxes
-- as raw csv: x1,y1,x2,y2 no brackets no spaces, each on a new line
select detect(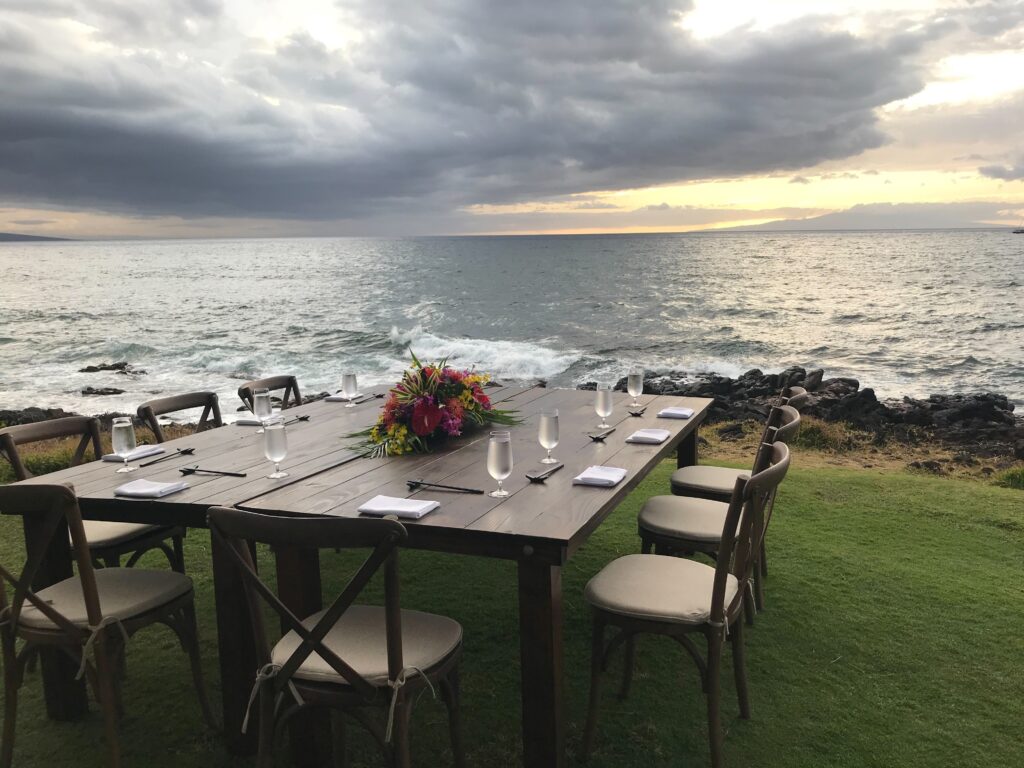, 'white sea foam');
387,325,579,382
